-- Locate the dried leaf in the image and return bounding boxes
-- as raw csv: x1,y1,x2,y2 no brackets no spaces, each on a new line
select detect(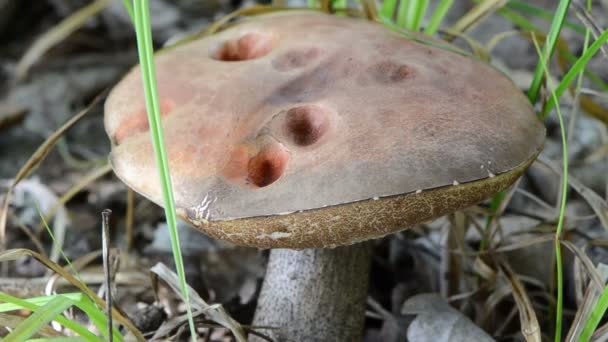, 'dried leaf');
196,5,303,40
39,163,112,233
537,156,608,231
494,234,554,253
16,0,113,80
482,277,512,323
150,262,246,342
498,260,541,342
12,178,69,264
572,1,608,61
566,264,608,341
561,240,604,291
583,143,608,164
0,313,62,337
360,0,378,20
401,293,494,342
440,28,491,61
486,30,521,53
447,0,509,38
473,257,497,283
0,93,104,245
442,213,468,297
0,103,27,130
592,322,608,341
